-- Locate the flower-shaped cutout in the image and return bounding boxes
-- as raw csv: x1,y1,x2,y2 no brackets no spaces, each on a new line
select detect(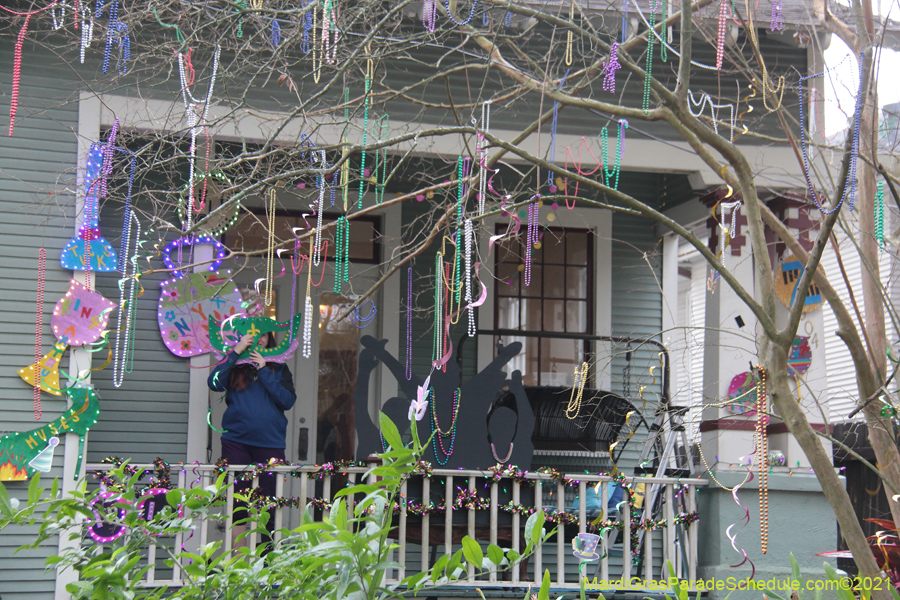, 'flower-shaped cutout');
408,374,432,422
165,310,176,321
